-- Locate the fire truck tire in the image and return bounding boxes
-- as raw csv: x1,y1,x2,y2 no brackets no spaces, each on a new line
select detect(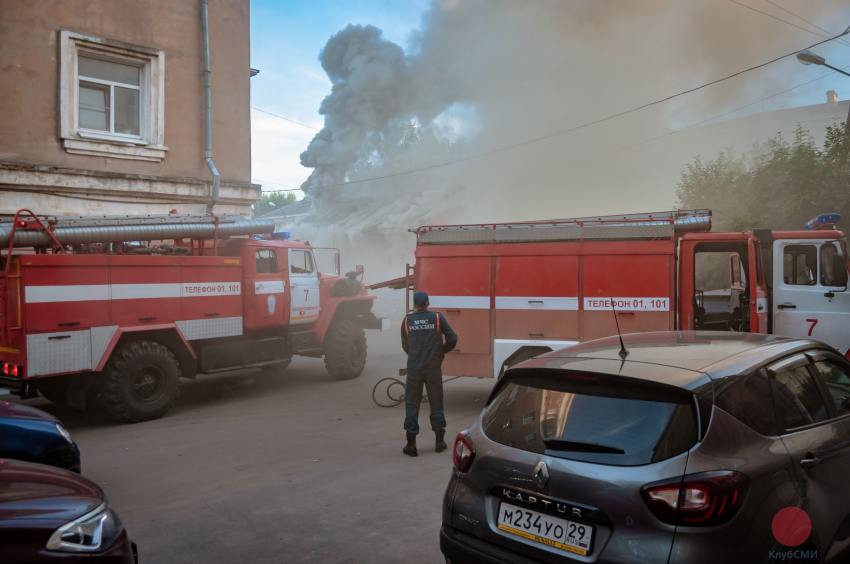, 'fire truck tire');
99,340,180,423
323,319,367,380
